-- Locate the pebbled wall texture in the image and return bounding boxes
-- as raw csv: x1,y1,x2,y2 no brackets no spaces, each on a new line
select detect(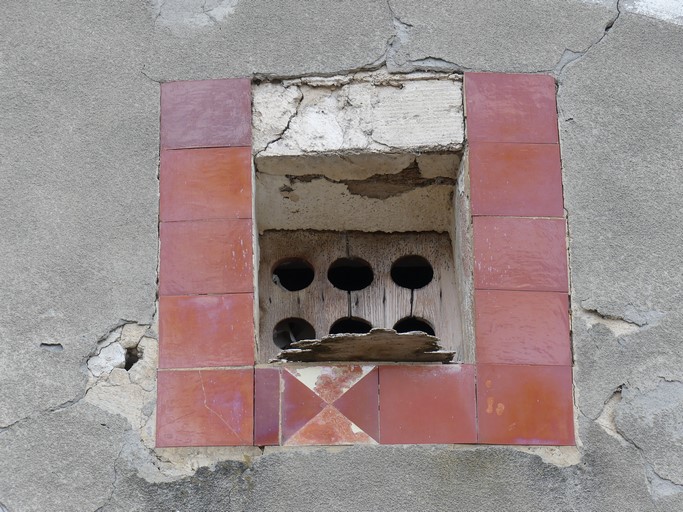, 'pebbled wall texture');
1,1,683,510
